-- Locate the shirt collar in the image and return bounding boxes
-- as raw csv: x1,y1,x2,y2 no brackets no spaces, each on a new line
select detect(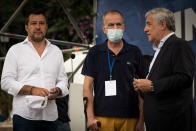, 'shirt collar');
98,39,128,53
153,32,174,51
23,37,51,46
